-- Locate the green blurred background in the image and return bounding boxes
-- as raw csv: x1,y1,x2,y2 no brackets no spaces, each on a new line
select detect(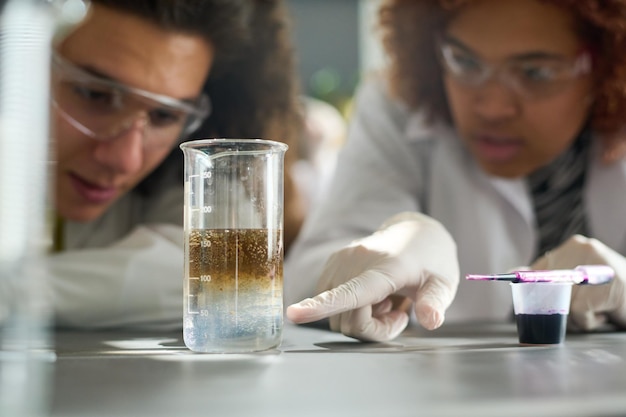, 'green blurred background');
287,0,383,117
